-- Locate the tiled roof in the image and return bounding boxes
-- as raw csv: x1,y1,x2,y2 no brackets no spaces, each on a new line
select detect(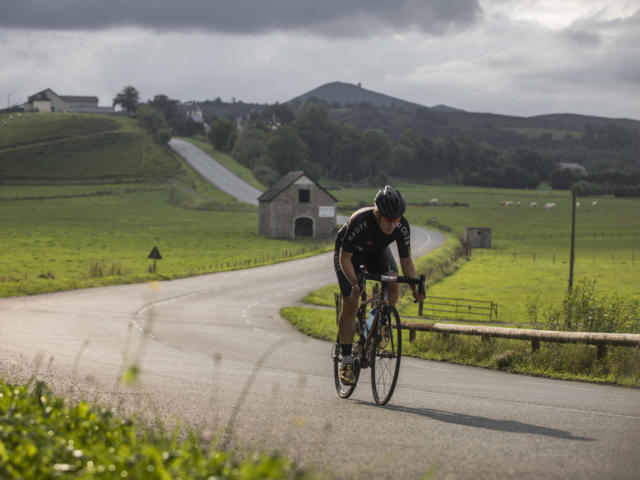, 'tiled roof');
258,171,337,202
